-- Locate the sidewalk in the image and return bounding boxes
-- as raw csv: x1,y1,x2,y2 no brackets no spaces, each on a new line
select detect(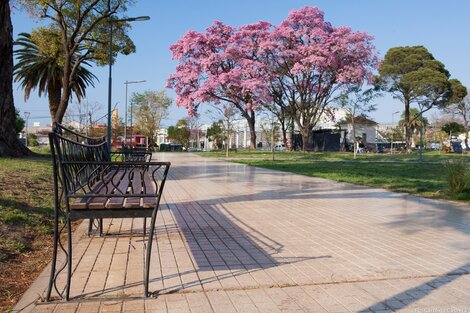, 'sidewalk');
13,153,470,312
